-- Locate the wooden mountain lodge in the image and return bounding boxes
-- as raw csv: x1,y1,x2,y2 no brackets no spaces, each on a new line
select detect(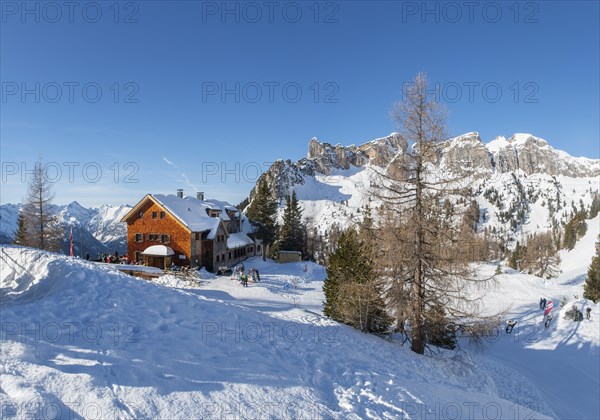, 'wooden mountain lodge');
121,190,261,272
